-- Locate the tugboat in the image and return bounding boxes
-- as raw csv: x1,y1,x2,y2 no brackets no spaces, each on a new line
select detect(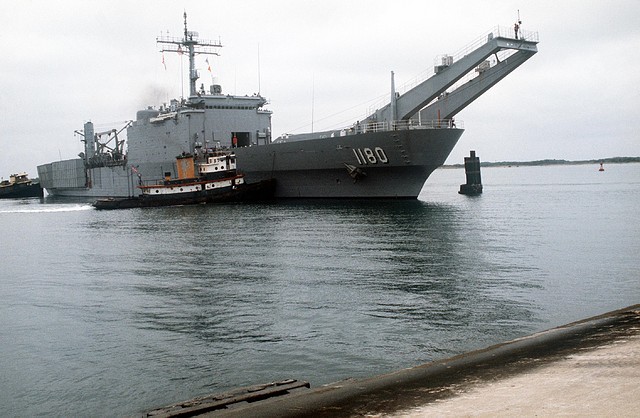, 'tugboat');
0,172,44,198
93,151,274,210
